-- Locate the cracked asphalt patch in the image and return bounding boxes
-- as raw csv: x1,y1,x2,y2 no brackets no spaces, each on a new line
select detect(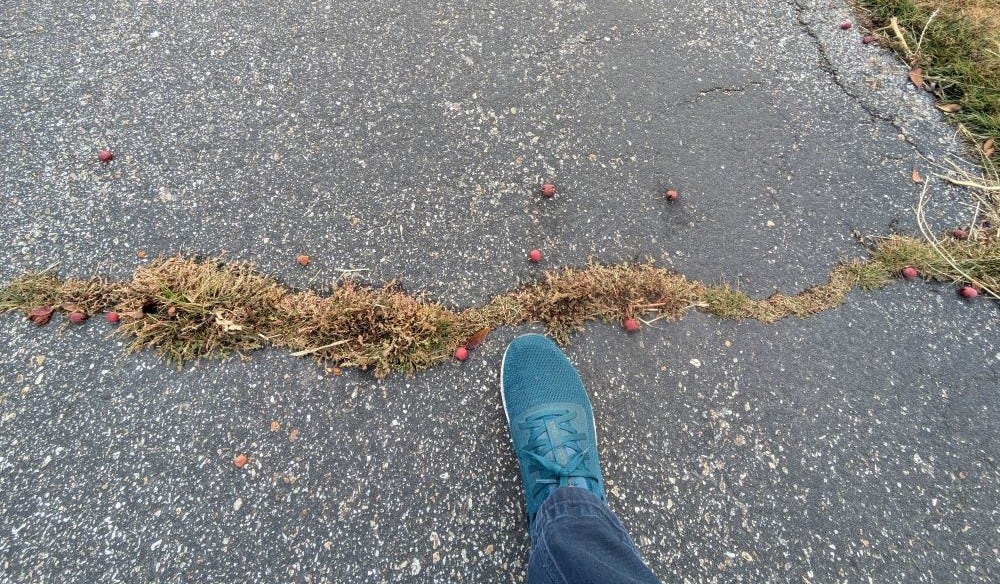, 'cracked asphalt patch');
1,0,997,582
